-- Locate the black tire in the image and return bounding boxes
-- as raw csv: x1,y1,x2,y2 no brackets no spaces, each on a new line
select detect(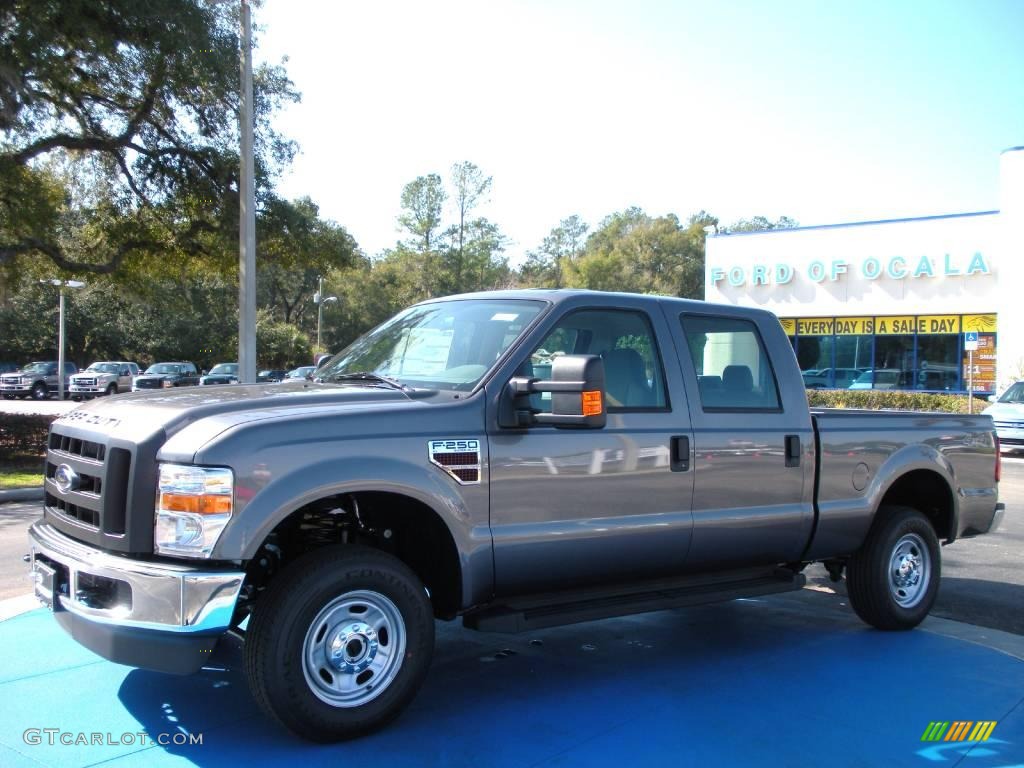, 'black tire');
2,395,13,400
31,381,48,400
71,395,81,402
245,544,434,742
846,505,940,630
106,383,118,396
